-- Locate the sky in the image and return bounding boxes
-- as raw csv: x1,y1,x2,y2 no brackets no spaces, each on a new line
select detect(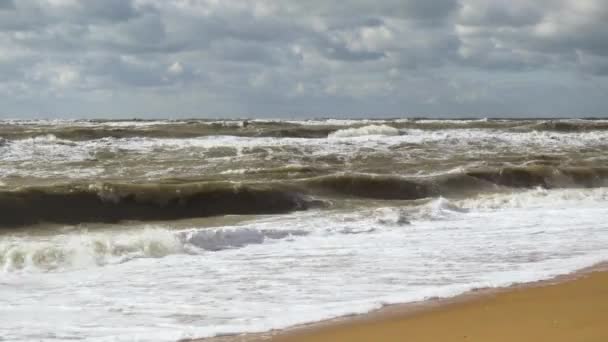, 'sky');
0,0,607,119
